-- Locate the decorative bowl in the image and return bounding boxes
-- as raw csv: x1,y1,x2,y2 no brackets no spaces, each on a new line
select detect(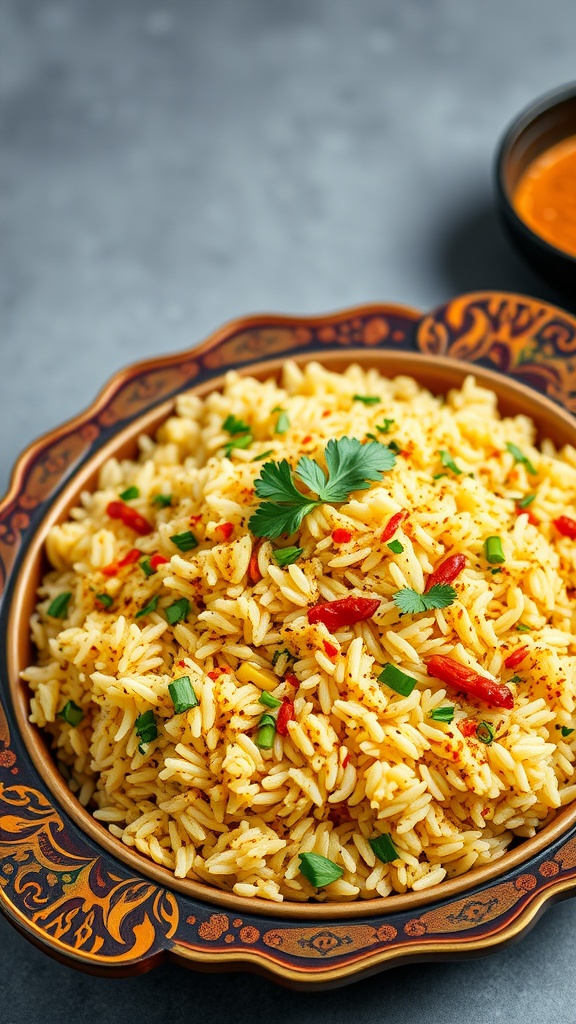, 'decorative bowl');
4,291,576,987
495,81,576,298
